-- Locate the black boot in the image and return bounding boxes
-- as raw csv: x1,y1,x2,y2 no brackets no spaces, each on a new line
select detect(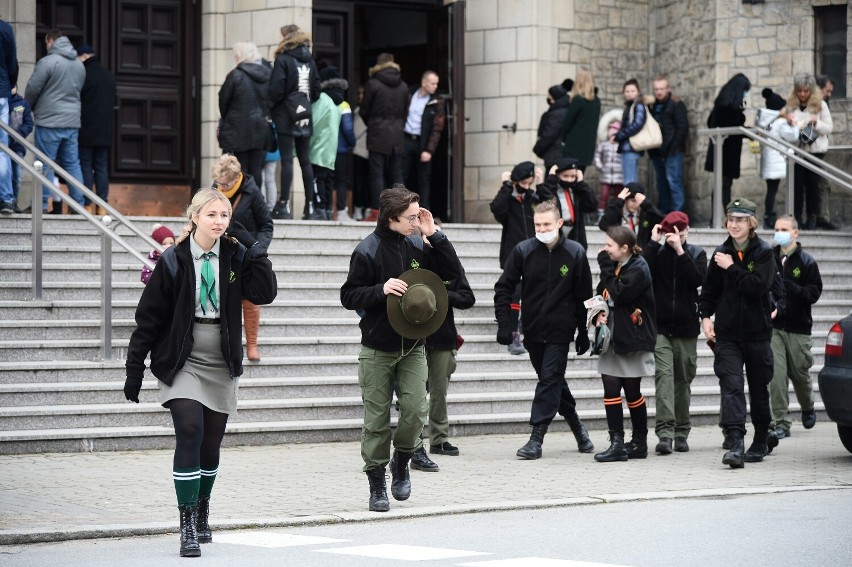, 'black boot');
516,423,548,460
805,215,817,230
178,504,201,557
594,431,628,462
625,430,648,459
271,200,291,220
365,467,389,512
744,428,769,463
410,446,439,472
196,495,212,544
565,411,594,453
722,430,745,469
389,450,412,501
